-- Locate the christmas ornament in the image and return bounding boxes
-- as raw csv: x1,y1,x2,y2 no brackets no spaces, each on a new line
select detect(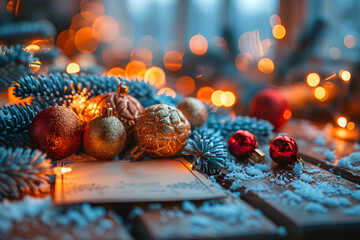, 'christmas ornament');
269,135,304,167
130,104,191,160
177,97,208,128
228,130,265,163
29,106,83,160
83,84,144,136
248,88,290,130
83,104,126,160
